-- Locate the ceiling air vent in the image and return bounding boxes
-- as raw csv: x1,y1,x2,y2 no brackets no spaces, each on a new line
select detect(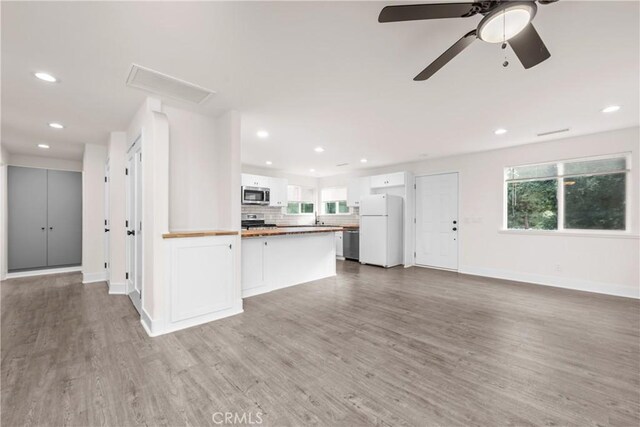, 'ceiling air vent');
537,128,570,137
126,64,215,104
336,163,349,167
